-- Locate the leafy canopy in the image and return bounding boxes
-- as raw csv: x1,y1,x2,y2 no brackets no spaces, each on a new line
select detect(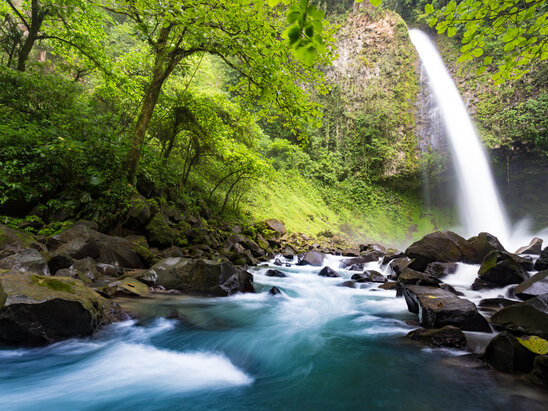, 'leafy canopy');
425,0,548,84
